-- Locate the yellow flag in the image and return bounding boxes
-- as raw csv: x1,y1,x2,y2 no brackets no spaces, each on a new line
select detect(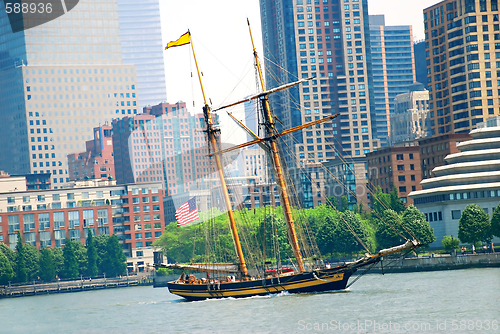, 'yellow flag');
165,32,190,50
